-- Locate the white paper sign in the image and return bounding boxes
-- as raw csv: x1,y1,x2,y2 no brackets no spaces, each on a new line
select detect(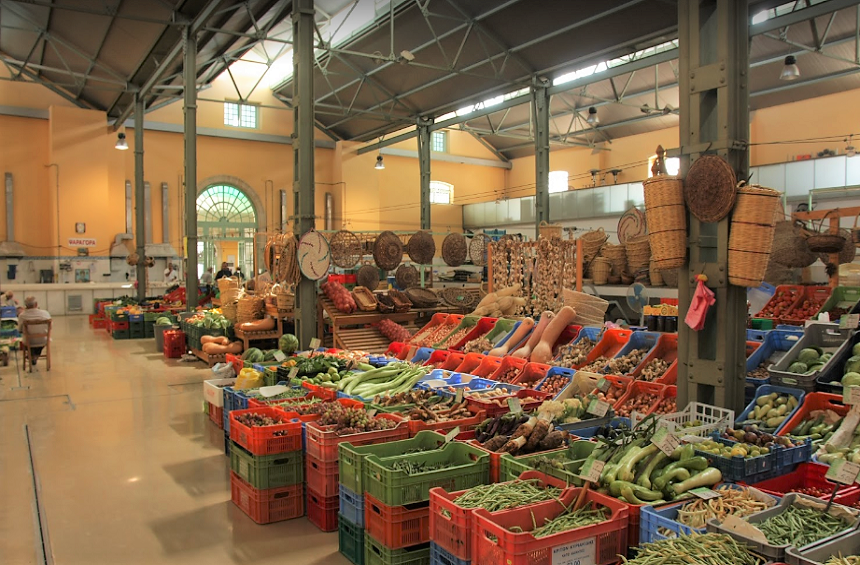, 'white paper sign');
826,459,860,485
587,399,610,418
596,378,610,393
365,408,377,418
840,314,860,329
578,460,605,484
455,388,464,403
309,337,321,349
652,426,681,457
507,397,523,413
288,367,299,380
273,350,287,362
552,536,596,565
691,487,721,500
844,386,860,405
444,426,460,443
